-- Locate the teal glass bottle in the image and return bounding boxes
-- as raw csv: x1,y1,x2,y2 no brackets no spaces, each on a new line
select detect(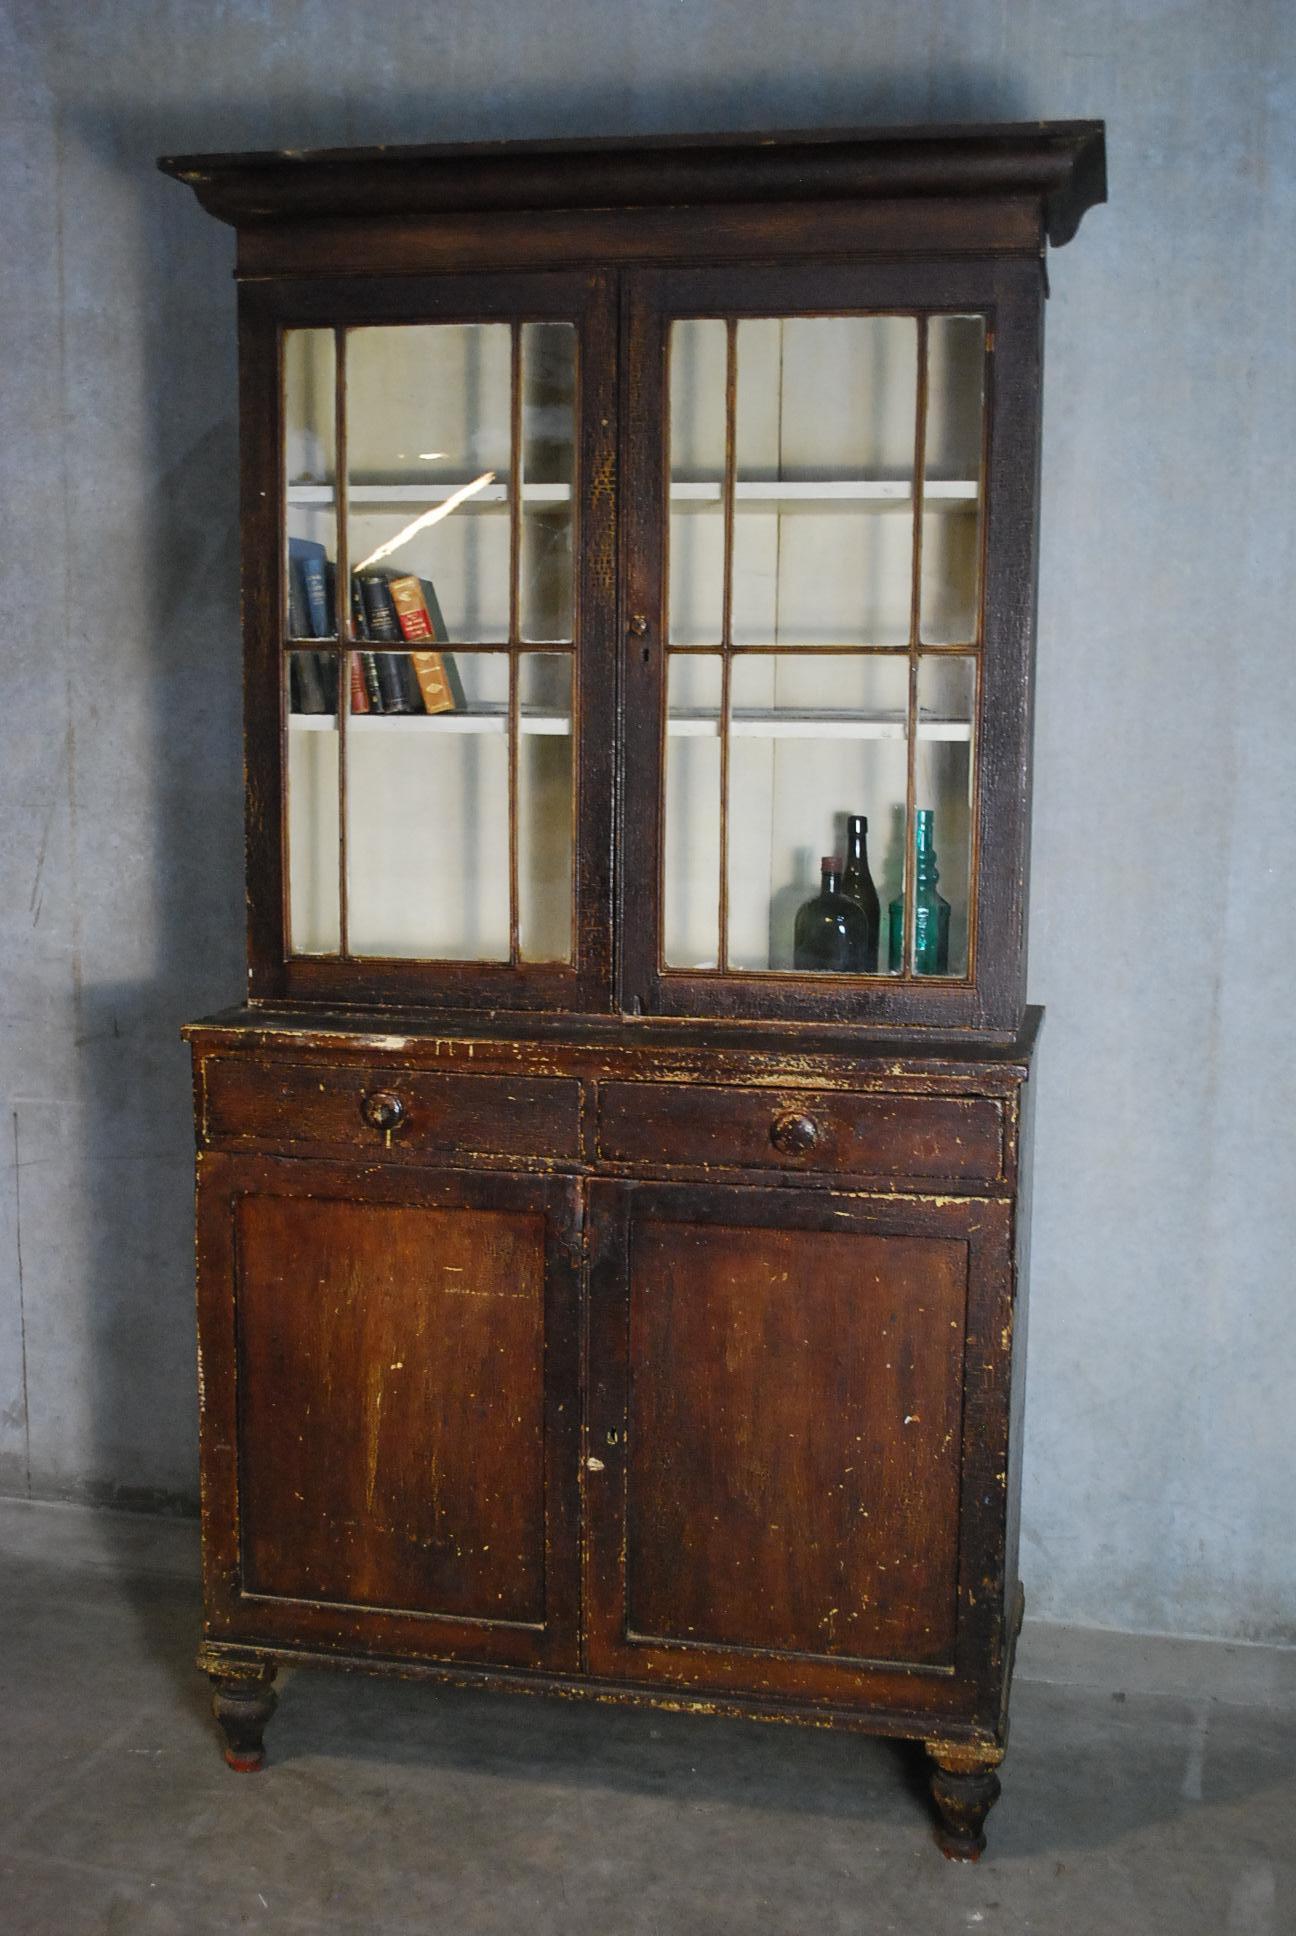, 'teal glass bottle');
794,856,870,973
888,809,951,974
